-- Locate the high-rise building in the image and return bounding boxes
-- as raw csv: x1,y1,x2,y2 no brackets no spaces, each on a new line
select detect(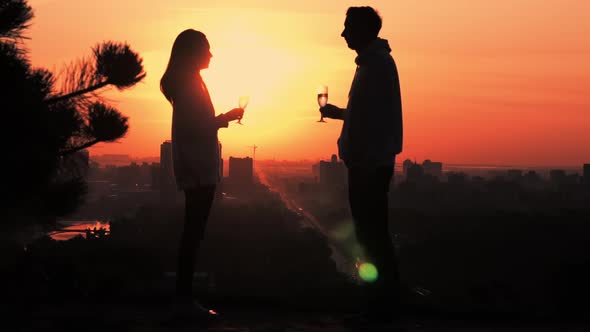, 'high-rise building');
403,159,442,178
406,163,425,182
229,157,253,183
583,164,590,185
402,159,442,182
402,159,414,175
422,159,443,178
